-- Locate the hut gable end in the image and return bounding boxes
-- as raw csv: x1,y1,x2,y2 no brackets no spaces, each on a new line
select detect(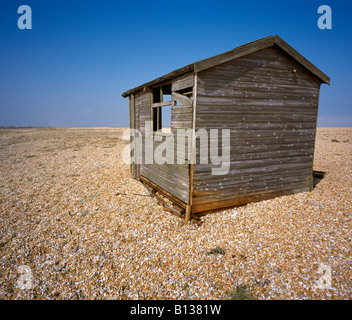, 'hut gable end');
192,47,321,213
